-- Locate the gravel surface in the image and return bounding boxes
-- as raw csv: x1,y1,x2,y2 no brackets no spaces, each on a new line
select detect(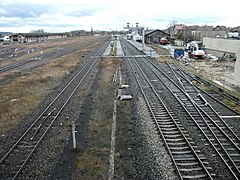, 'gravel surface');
134,96,178,179
113,59,178,179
